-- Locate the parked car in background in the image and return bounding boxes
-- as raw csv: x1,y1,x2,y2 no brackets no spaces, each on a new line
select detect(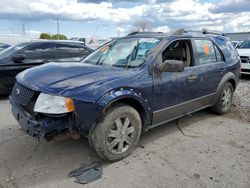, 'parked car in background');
0,41,92,94
10,29,240,161
70,37,86,43
0,42,11,51
232,41,243,48
237,38,250,75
